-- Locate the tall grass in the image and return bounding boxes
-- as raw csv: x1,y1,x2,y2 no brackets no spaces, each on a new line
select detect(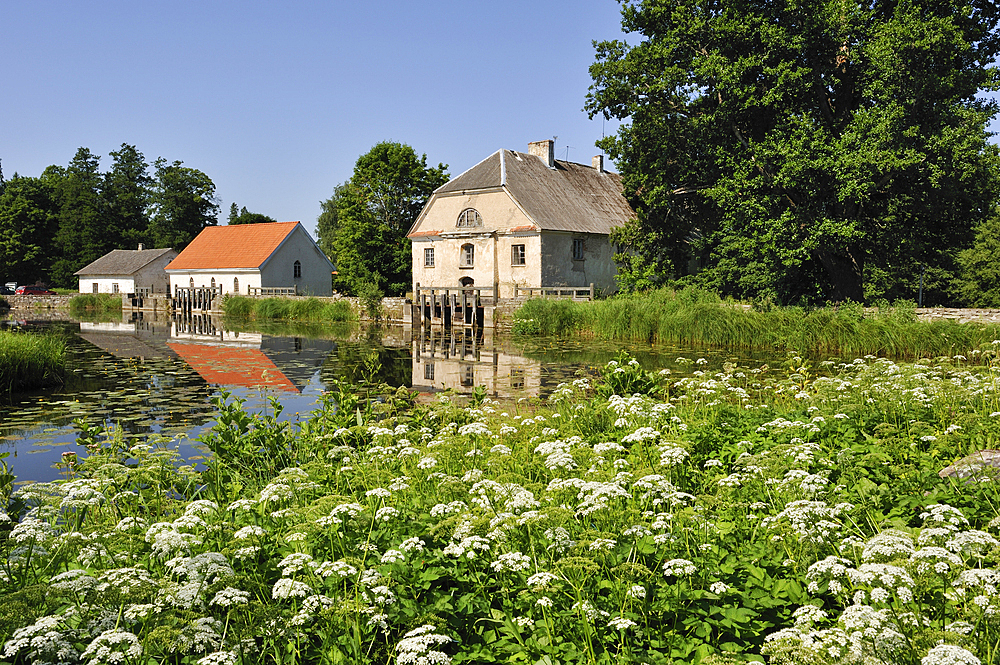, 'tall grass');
0,330,65,392
221,295,355,322
514,287,1000,358
68,293,122,315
